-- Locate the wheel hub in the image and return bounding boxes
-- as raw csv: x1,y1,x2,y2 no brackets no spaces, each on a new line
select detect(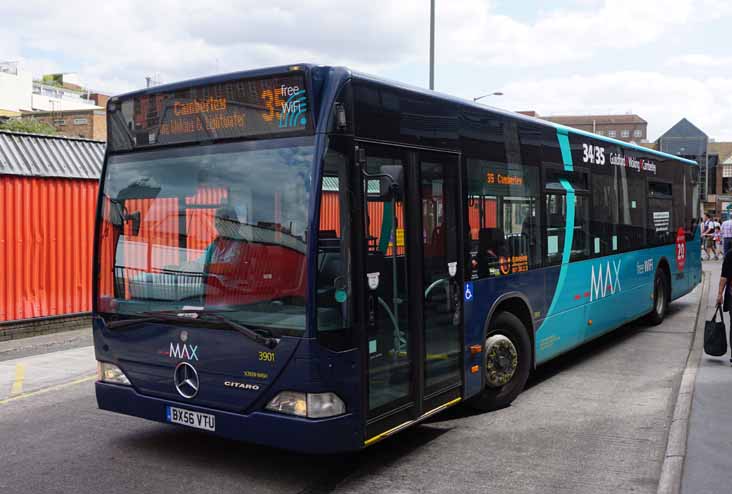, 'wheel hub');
485,334,518,388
